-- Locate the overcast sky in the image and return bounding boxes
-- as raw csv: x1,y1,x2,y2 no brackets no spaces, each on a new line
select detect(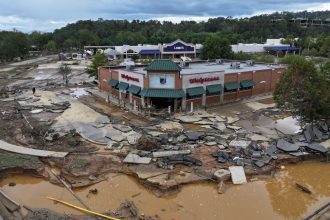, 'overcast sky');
0,0,329,32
